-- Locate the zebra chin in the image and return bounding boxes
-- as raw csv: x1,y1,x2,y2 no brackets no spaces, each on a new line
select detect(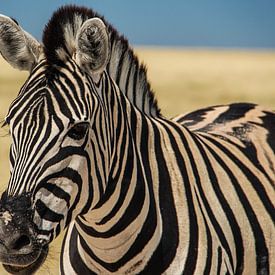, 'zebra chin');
2,245,48,275
0,223,49,275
